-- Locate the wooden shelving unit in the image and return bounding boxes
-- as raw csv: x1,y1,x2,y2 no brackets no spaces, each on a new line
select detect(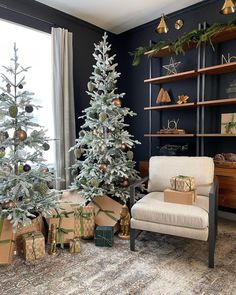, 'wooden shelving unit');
198,61,236,75
196,134,236,137
144,133,195,137
144,102,195,110
197,98,236,107
144,70,198,84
